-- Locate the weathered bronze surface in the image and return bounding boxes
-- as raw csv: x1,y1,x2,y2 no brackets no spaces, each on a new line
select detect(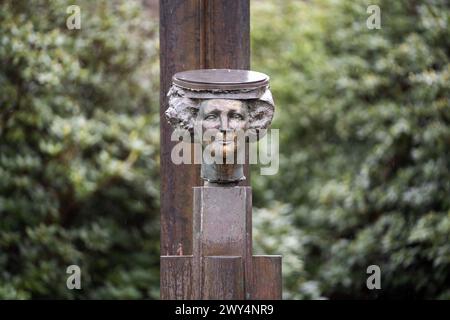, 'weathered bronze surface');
203,256,244,299
161,186,282,300
160,1,281,300
165,70,275,183
160,0,250,257
252,255,282,299
173,69,269,91
160,256,196,299
193,187,253,299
